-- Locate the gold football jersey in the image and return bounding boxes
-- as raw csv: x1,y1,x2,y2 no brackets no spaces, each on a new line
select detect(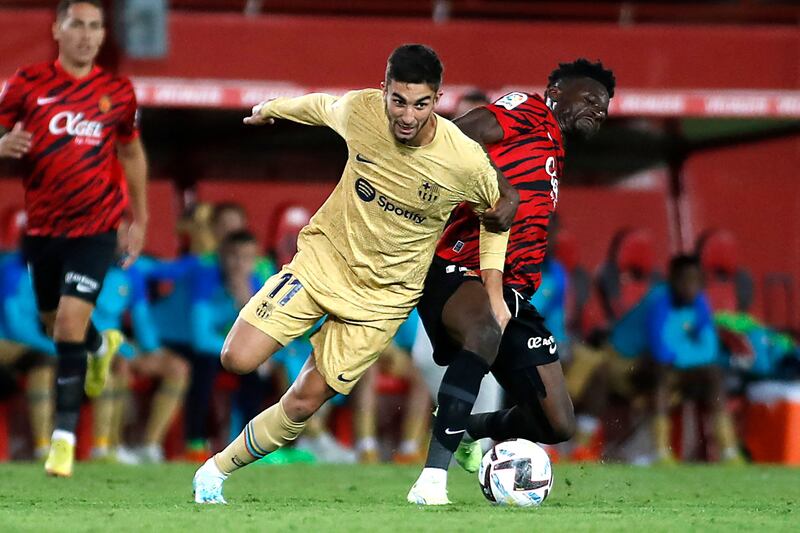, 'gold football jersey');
259,89,508,319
